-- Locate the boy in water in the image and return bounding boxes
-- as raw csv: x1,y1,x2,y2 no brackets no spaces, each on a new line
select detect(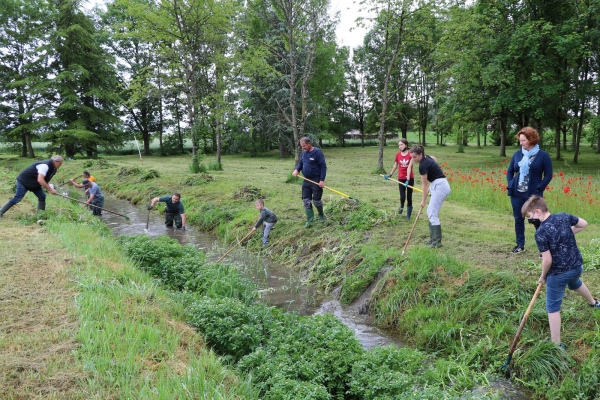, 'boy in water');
251,199,278,247
522,195,600,348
